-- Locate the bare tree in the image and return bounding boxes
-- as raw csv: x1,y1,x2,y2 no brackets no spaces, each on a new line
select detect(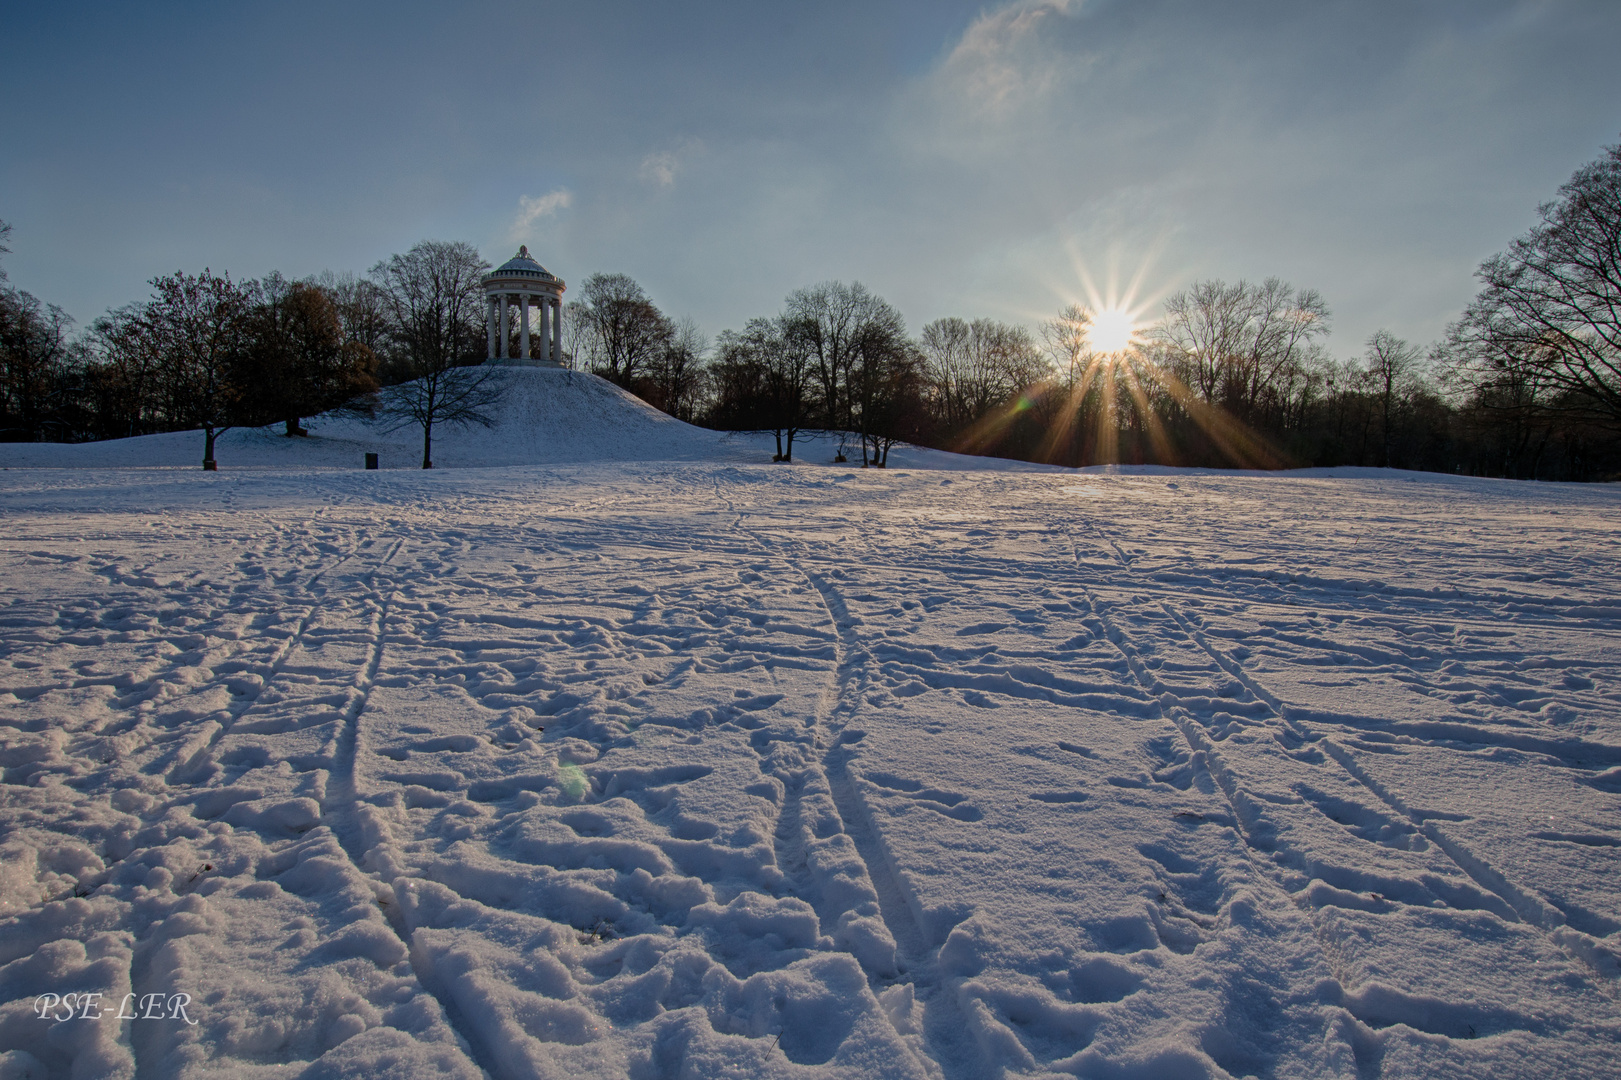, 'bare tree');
922,318,1049,431
0,287,75,440
371,241,488,378
89,304,165,438
0,220,83,442
1364,329,1423,467
845,298,913,466
370,241,494,468
781,281,912,463
1242,279,1331,422
645,317,709,421
782,282,875,436
312,271,393,362
709,323,773,443
560,300,591,370
920,317,976,432
1156,278,1329,421
1437,313,1567,476
572,274,671,388
1452,141,1621,428
240,278,378,436
1157,280,1255,404
1040,304,1093,386
376,361,500,469
855,341,926,468
712,316,814,460
118,270,255,468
